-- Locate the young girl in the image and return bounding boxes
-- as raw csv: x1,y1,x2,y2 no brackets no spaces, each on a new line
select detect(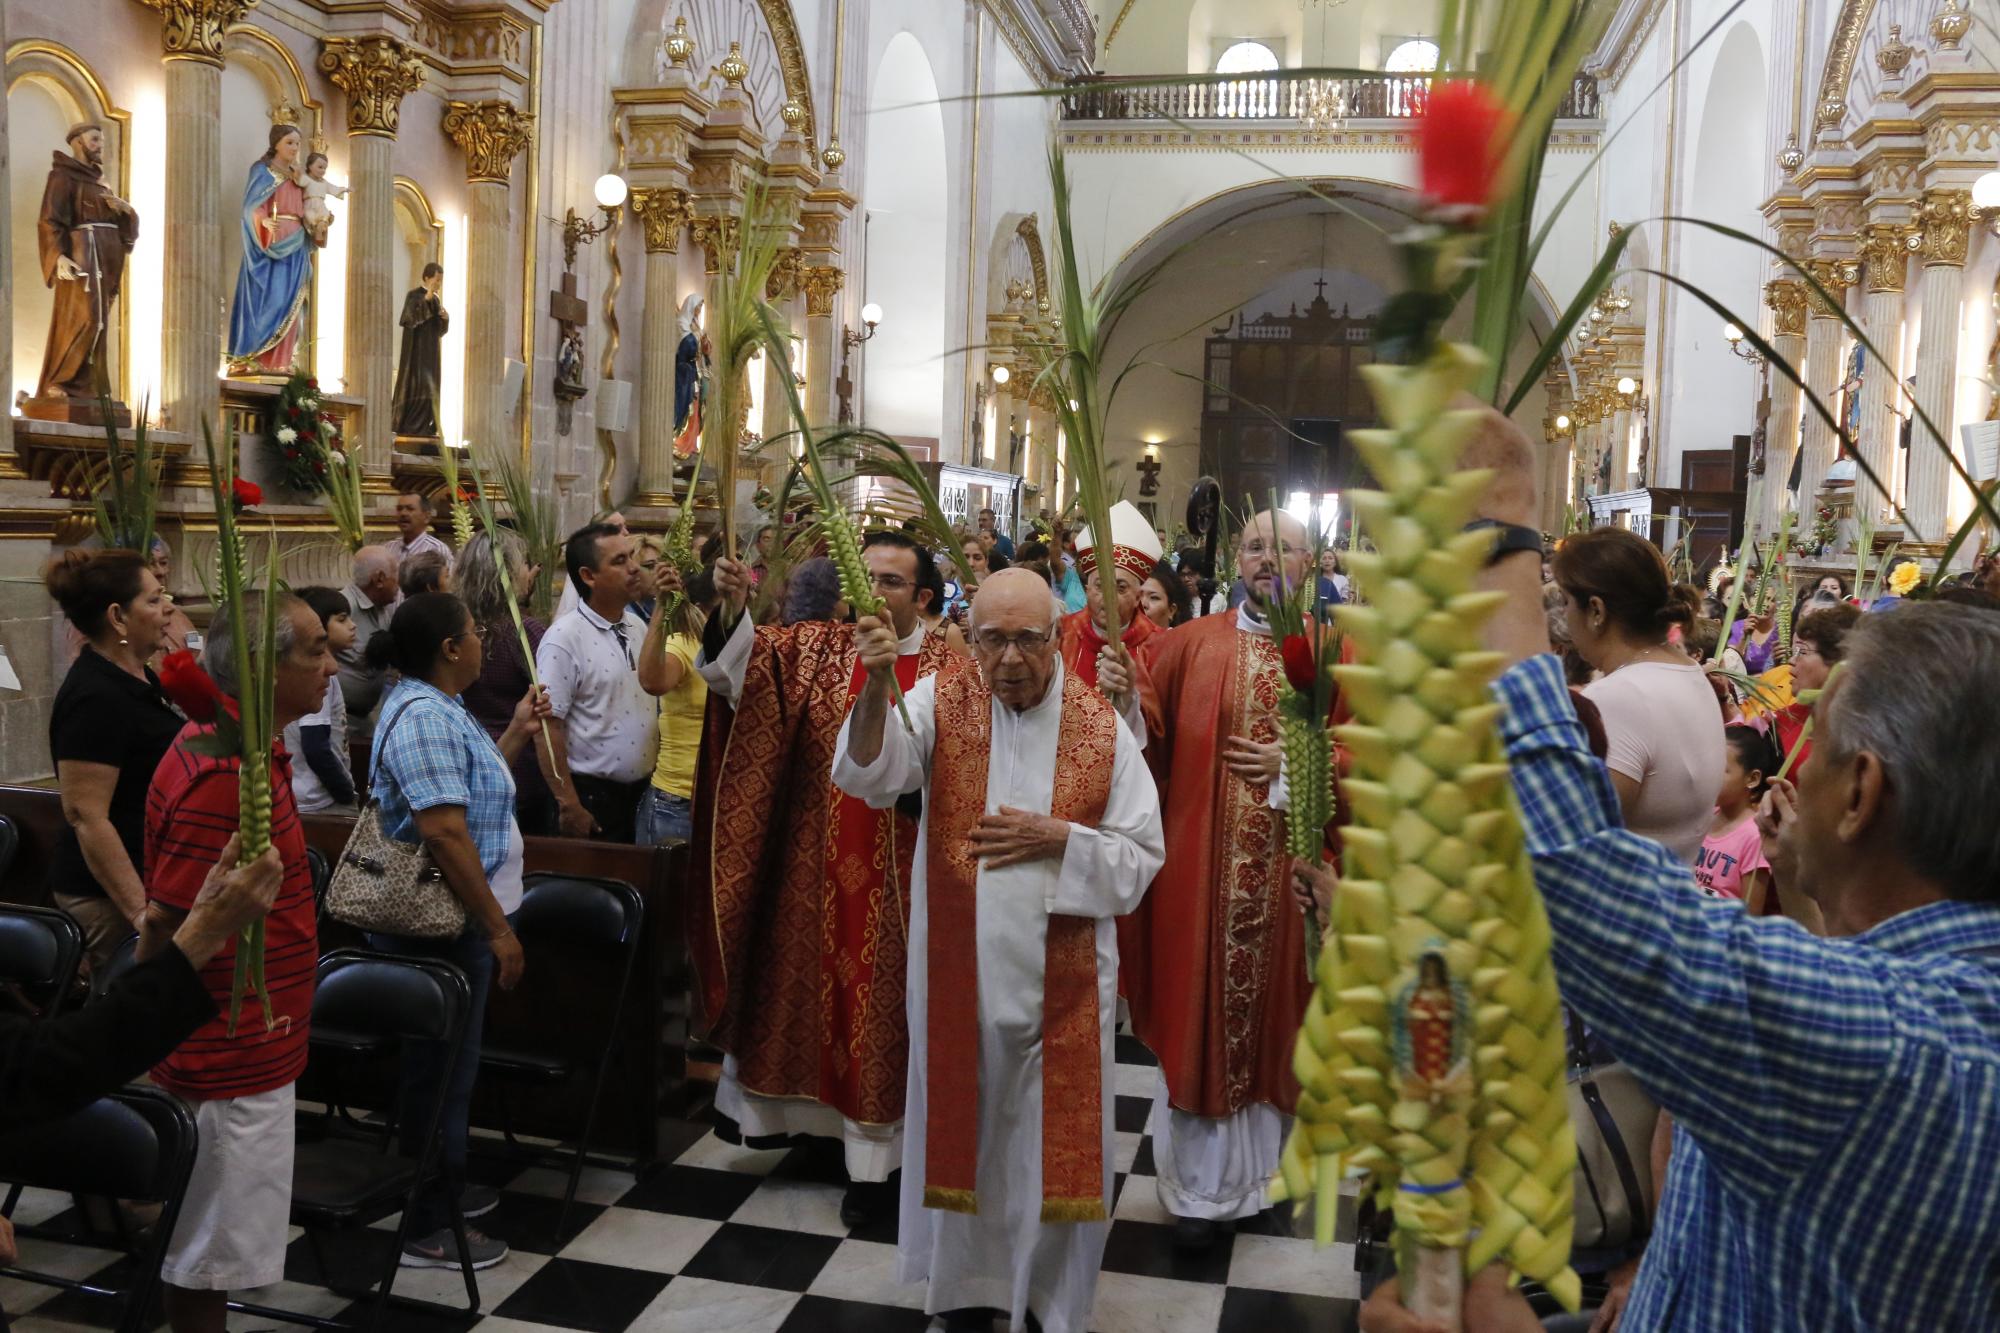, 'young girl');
1694,725,1776,909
